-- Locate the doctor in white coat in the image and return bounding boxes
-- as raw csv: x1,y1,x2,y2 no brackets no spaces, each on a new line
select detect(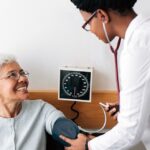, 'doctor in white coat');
60,0,150,150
